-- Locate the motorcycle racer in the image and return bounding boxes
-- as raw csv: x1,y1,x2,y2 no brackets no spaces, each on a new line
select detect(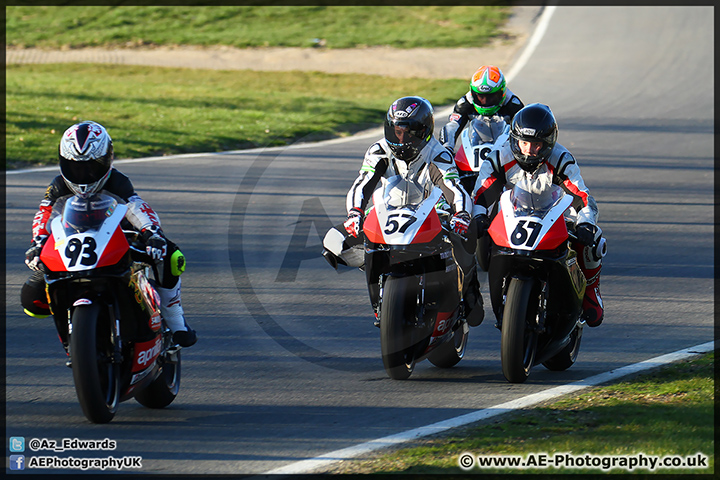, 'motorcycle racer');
21,121,197,347
472,103,607,327
343,96,483,326
439,65,524,155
